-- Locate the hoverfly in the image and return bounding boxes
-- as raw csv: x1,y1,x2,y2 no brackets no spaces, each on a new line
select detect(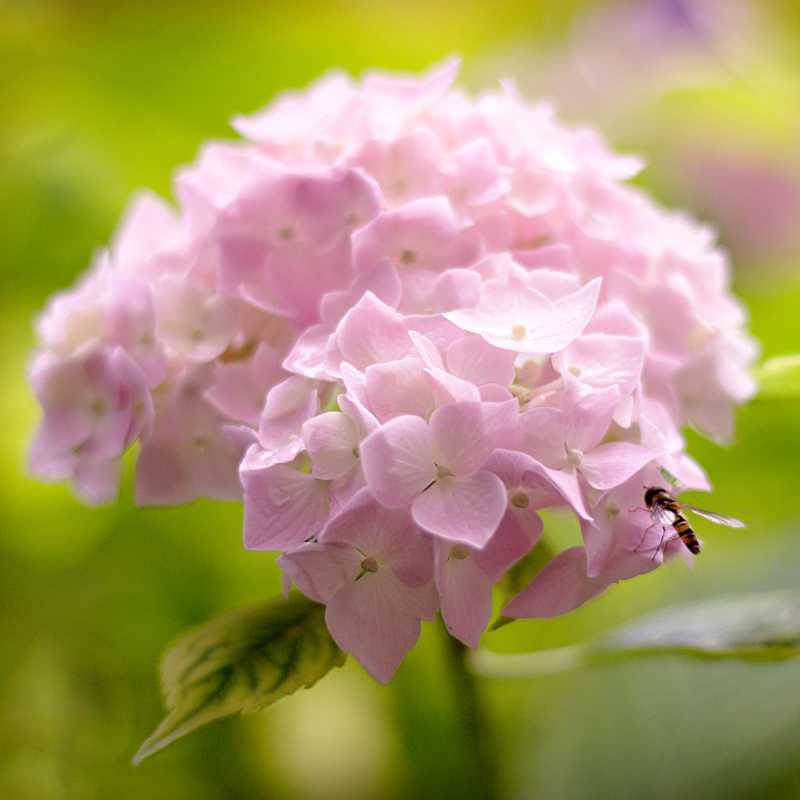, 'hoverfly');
635,467,745,557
